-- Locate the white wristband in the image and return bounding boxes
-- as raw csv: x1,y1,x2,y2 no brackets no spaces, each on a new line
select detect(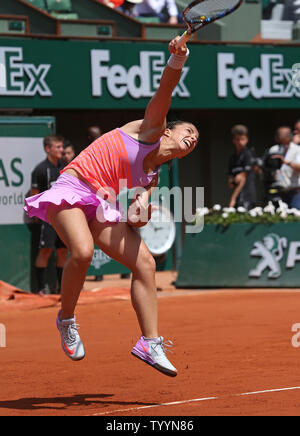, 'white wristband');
167,49,190,70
